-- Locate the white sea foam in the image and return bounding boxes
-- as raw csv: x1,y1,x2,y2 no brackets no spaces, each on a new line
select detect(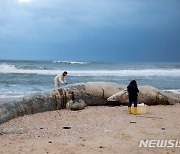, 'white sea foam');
53,61,88,64
163,89,180,94
0,63,59,75
0,90,25,100
0,63,180,76
70,70,180,77
0,89,40,100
